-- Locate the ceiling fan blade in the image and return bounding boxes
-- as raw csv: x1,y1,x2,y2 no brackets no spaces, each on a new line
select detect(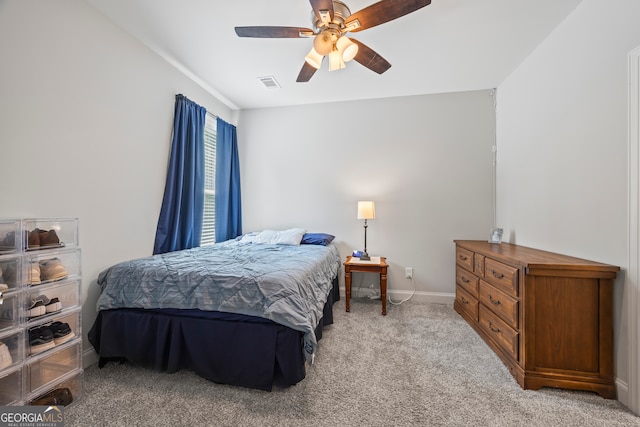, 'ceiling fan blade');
309,0,334,22
345,0,431,32
351,39,392,74
296,62,318,82
235,26,314,38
